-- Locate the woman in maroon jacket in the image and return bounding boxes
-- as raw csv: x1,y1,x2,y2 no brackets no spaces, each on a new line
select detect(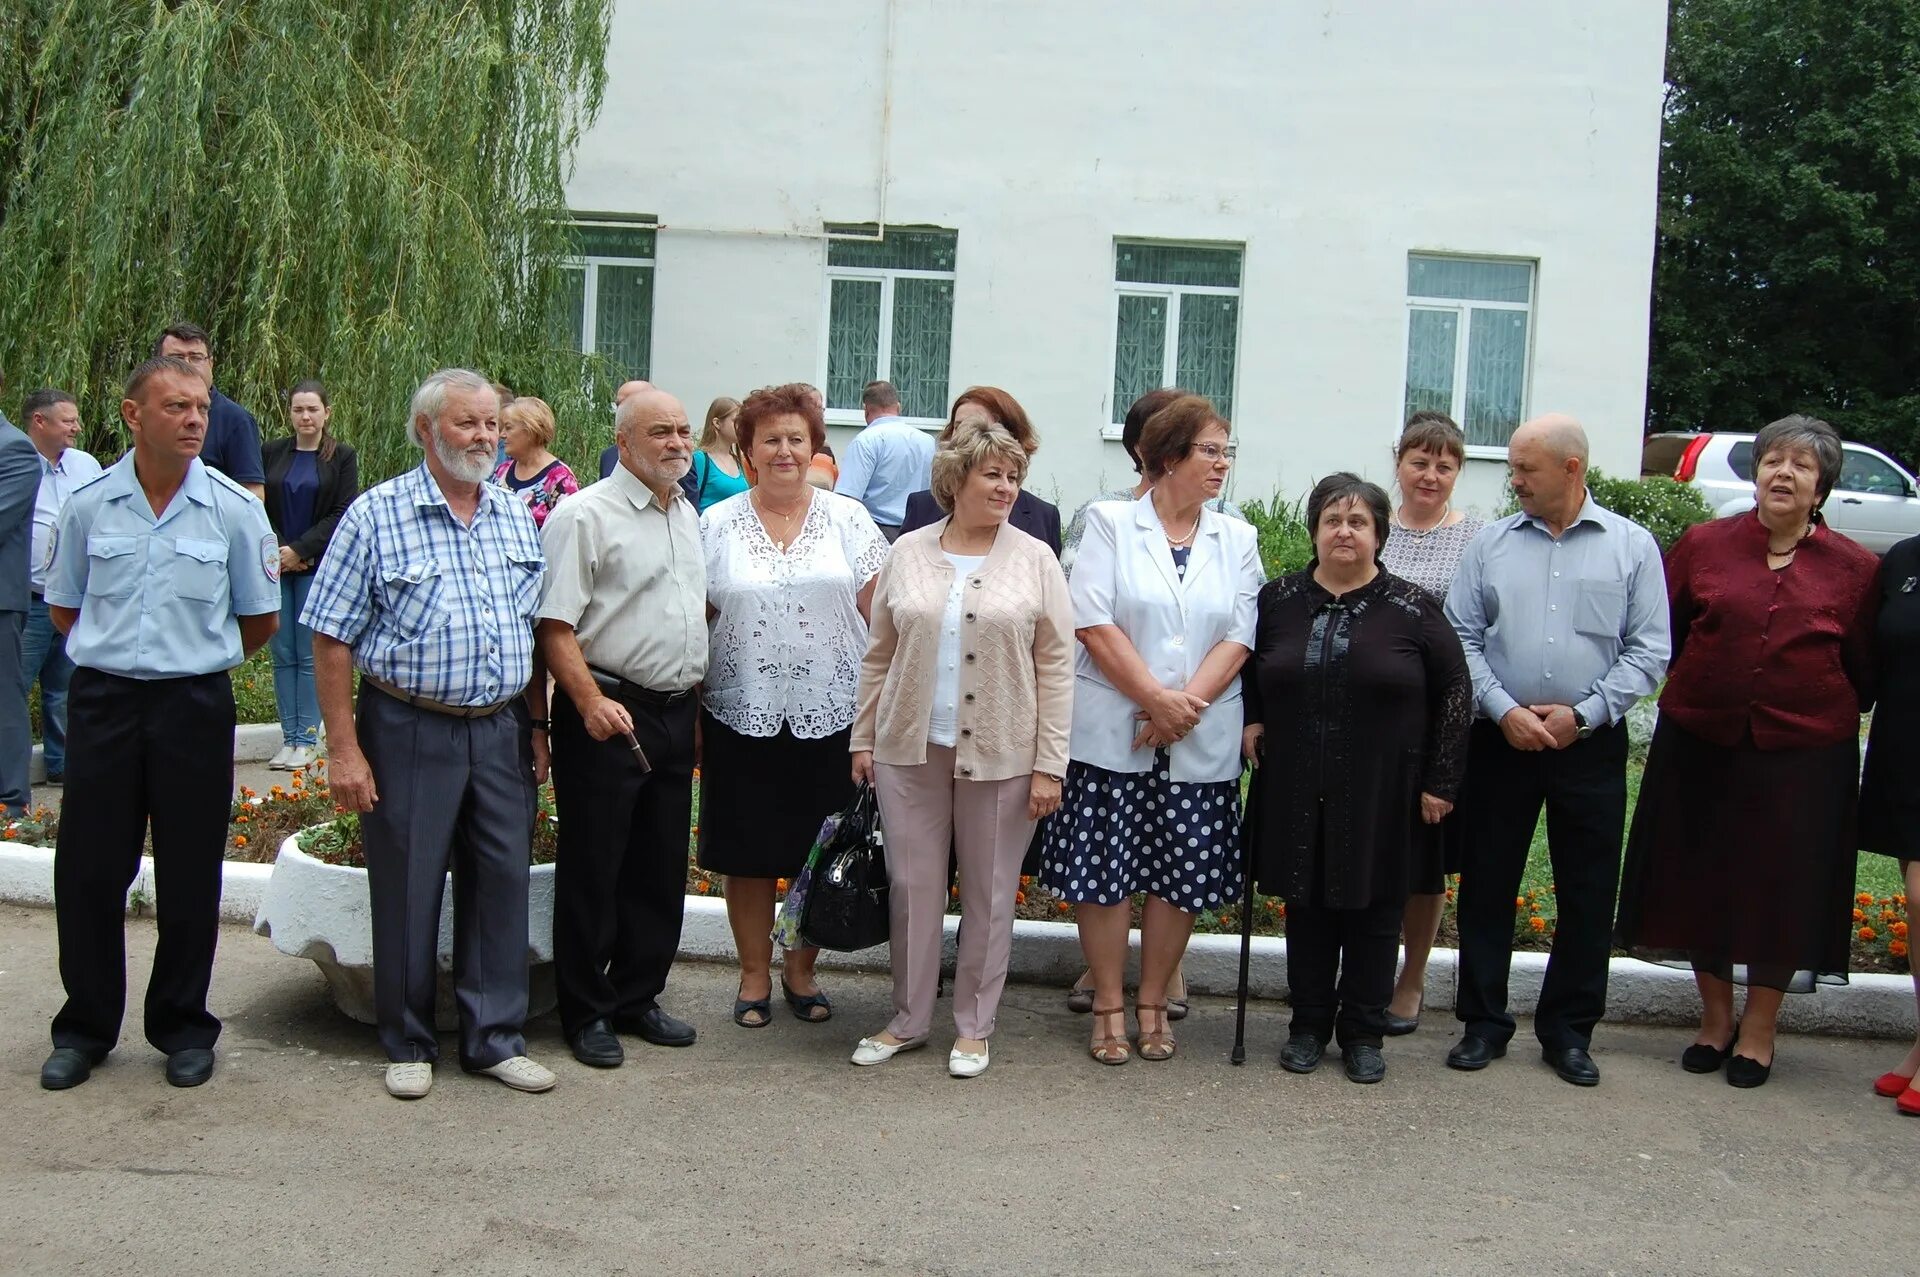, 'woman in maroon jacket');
1616,415,1879,1088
